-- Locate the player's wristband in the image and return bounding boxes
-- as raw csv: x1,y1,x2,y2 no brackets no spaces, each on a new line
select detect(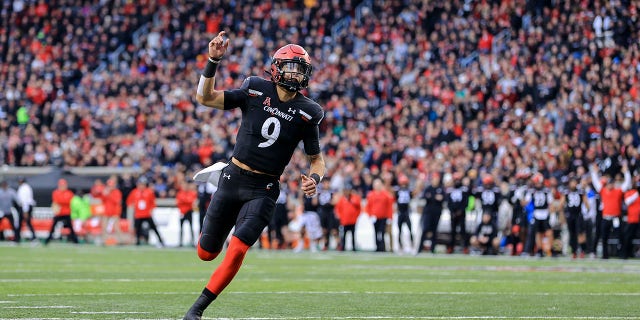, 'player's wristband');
310,173,322,185
203,57,220,78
